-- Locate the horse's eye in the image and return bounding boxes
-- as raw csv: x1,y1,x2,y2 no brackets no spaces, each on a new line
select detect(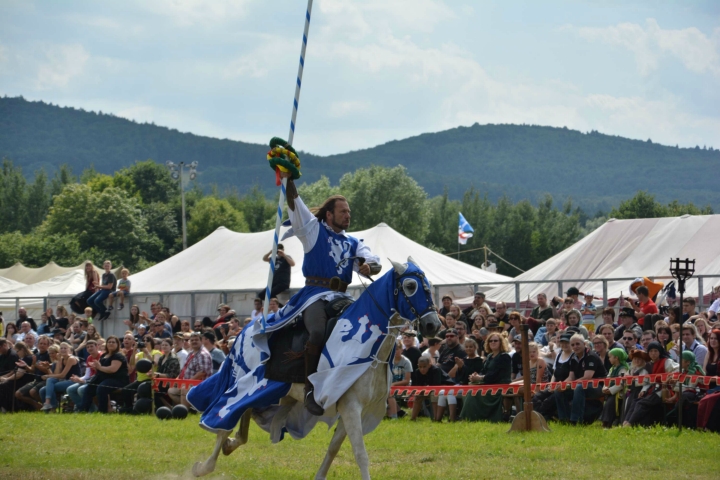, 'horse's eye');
402,278,418,297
